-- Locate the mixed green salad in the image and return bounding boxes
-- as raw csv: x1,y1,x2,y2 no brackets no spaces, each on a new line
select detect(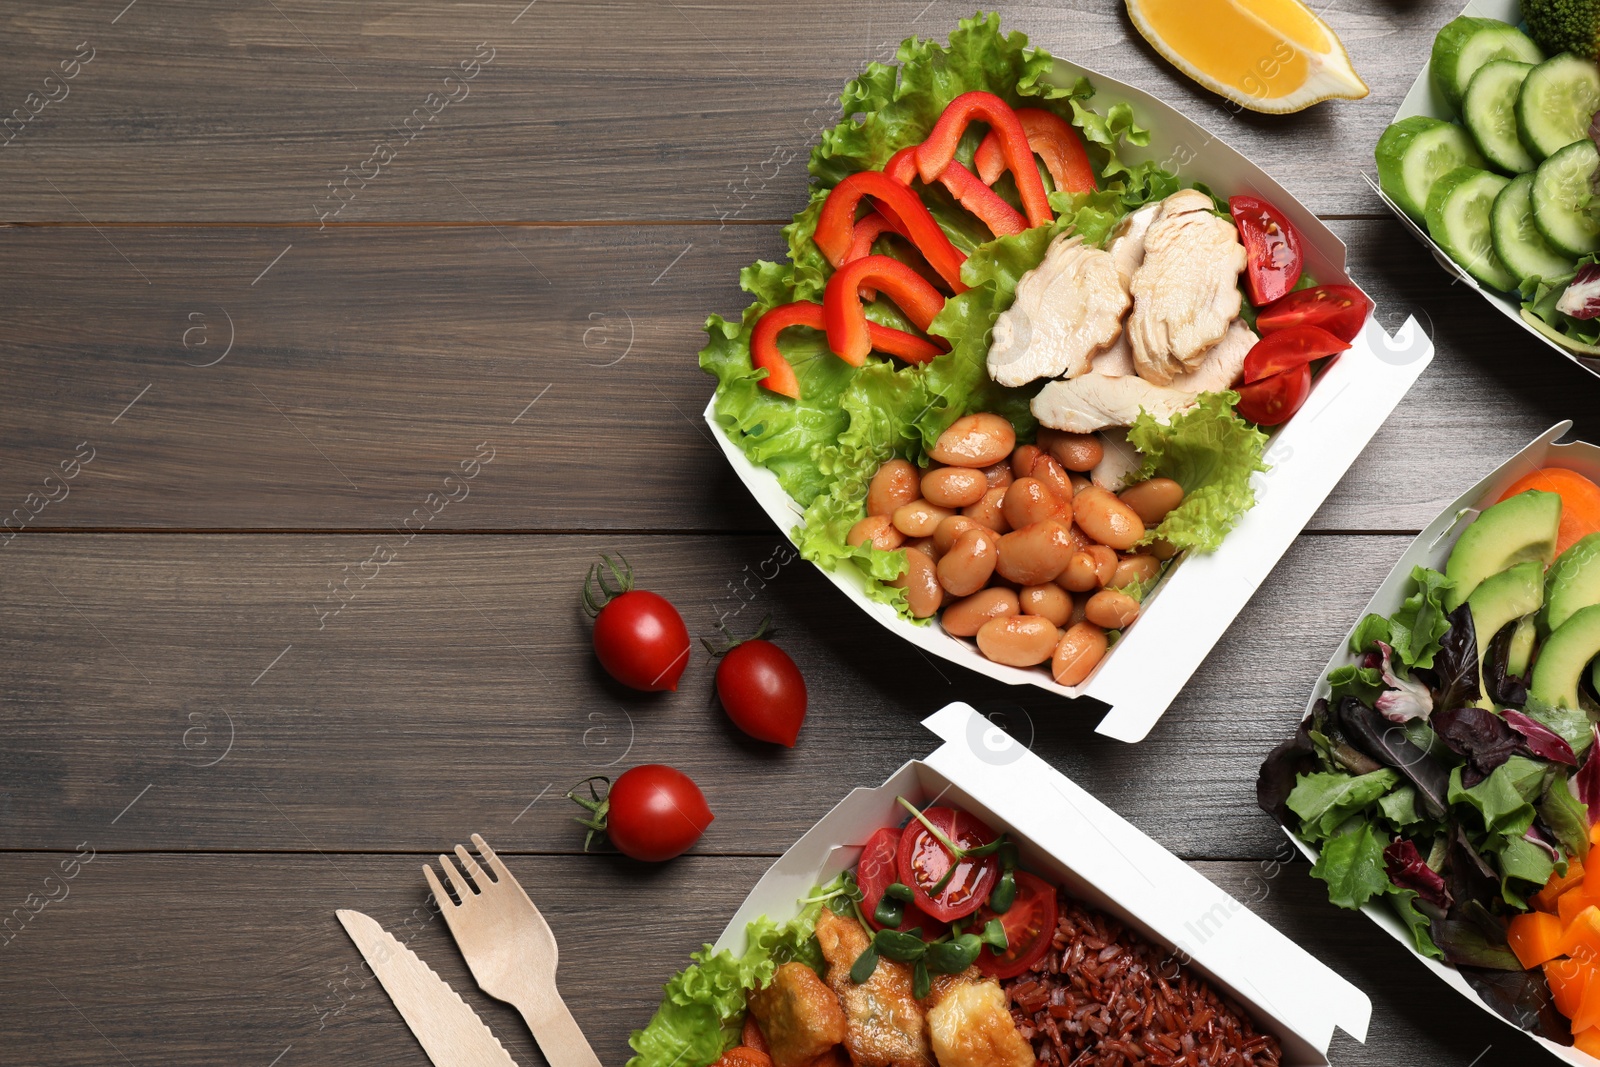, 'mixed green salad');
700,15,1270,618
